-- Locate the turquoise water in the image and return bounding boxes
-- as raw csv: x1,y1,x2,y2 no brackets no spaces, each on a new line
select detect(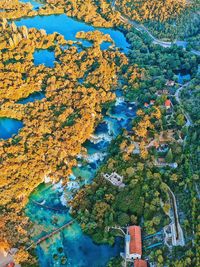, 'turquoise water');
36,224,121,267
101,41,112,51
34,50,55,67
26,182,122,267
15,14,129,52
24,96,136,266
177,73,191,84
17,91,45,104
9,12,132,266
20,0,43,9
0,118,23,139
